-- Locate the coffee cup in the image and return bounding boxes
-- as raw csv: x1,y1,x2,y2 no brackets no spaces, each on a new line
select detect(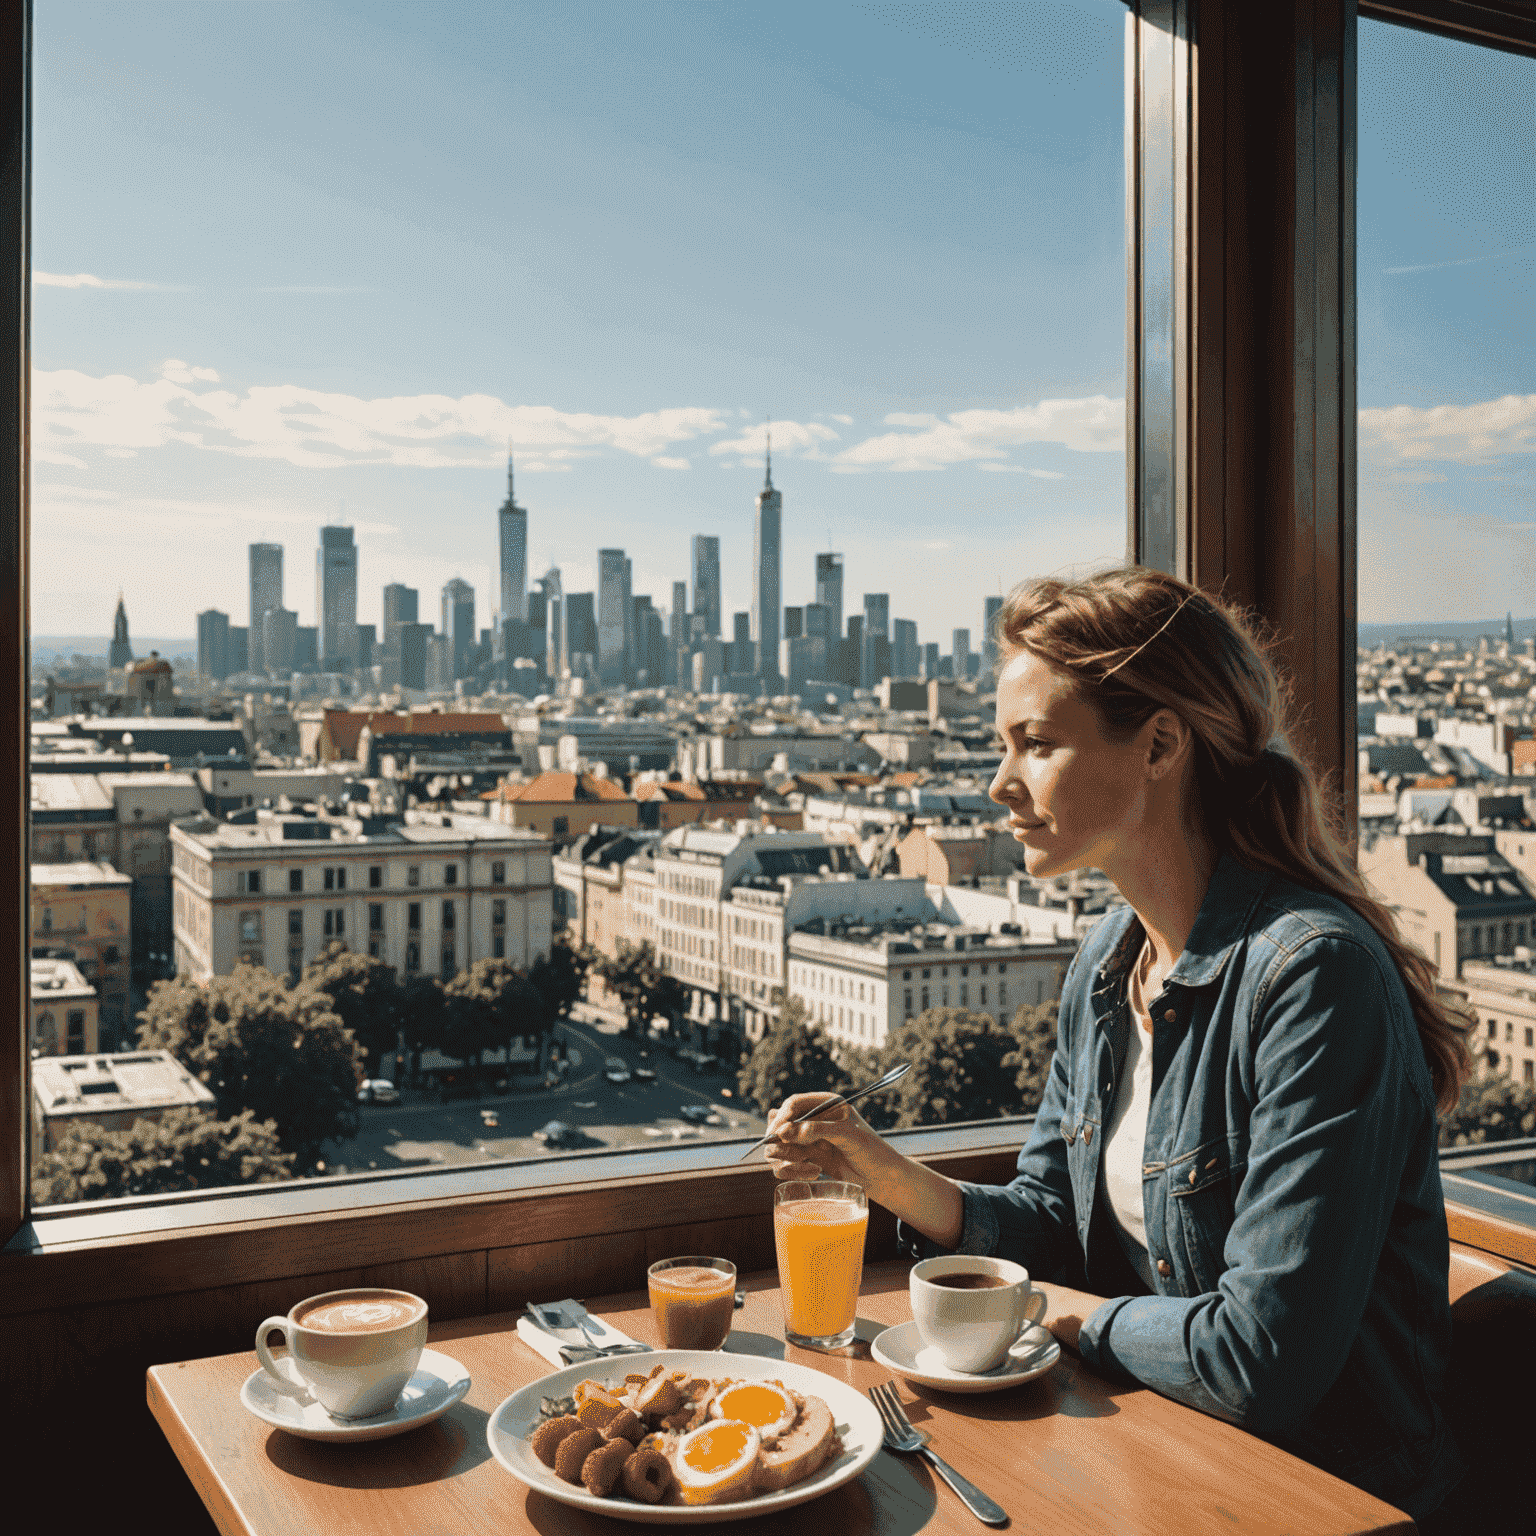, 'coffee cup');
910,1257,1047,1373
254,1287,429,1419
